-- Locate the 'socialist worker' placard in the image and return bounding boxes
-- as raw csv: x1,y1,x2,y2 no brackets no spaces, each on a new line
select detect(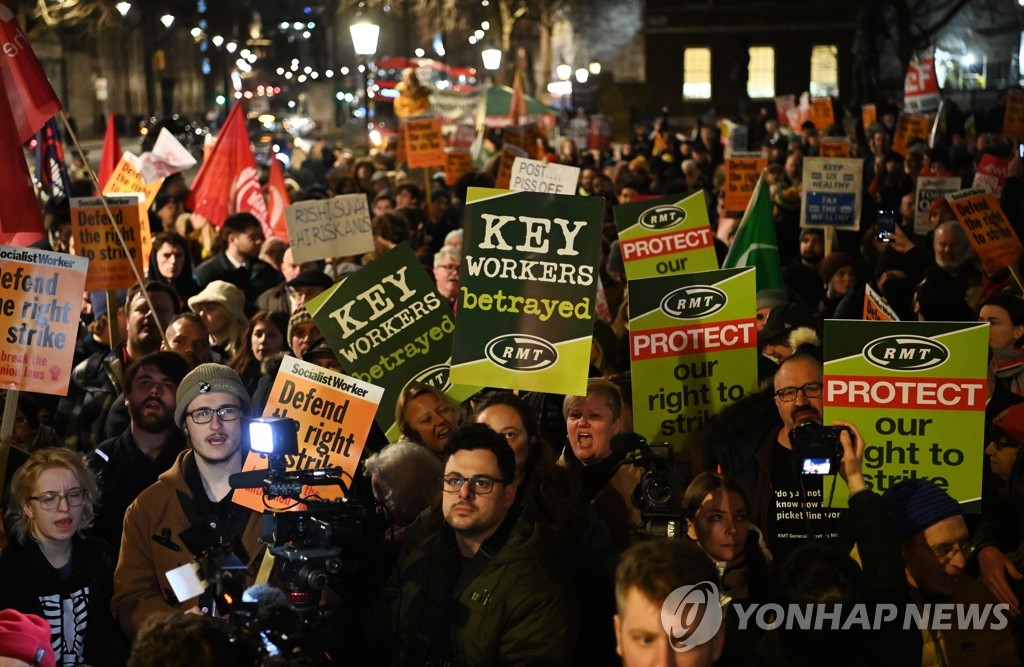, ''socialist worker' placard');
69,196,143,291
233,356,383,512
946,187,1024,276
285,194,374,264
800,157,863,231
450,188,604,396
613,191,719,280
823,320,988,509
306,242,477,440
628,267,758,455
723,156,767,216
0,246,88,395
